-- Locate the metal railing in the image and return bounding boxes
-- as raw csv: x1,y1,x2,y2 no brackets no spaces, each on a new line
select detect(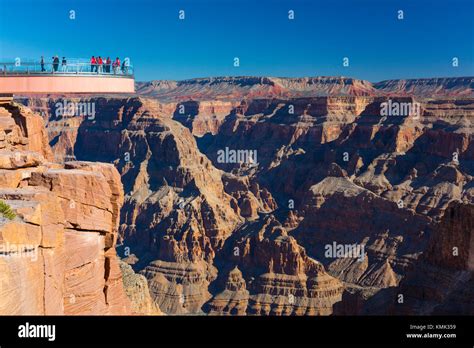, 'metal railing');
0,58,134,76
